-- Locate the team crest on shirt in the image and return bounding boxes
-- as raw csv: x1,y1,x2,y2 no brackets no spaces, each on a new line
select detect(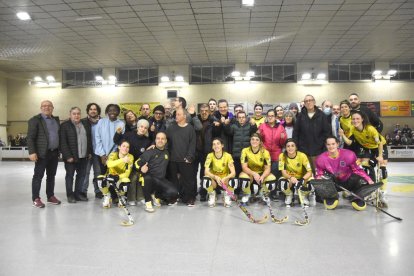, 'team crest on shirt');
340,161,346,167
140,148,145,153
296,163,300,167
